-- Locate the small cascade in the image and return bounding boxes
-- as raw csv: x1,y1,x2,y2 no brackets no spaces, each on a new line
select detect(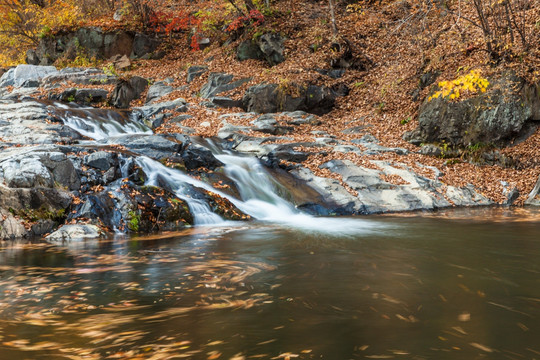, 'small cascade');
51,102,151,140
136,157,226,225
54,102,374,234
